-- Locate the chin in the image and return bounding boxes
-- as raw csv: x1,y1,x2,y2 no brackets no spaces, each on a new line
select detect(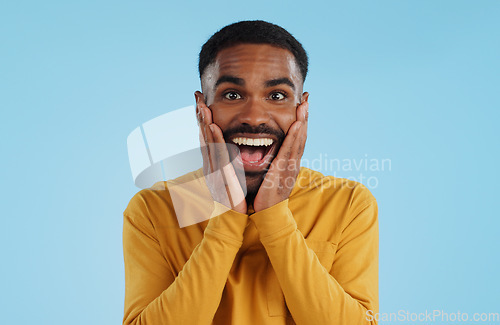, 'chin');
244,172,266,202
